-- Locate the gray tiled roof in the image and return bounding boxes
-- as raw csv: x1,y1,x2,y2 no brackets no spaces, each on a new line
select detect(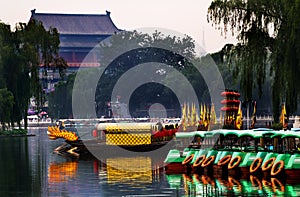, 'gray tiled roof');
30,9,121,35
